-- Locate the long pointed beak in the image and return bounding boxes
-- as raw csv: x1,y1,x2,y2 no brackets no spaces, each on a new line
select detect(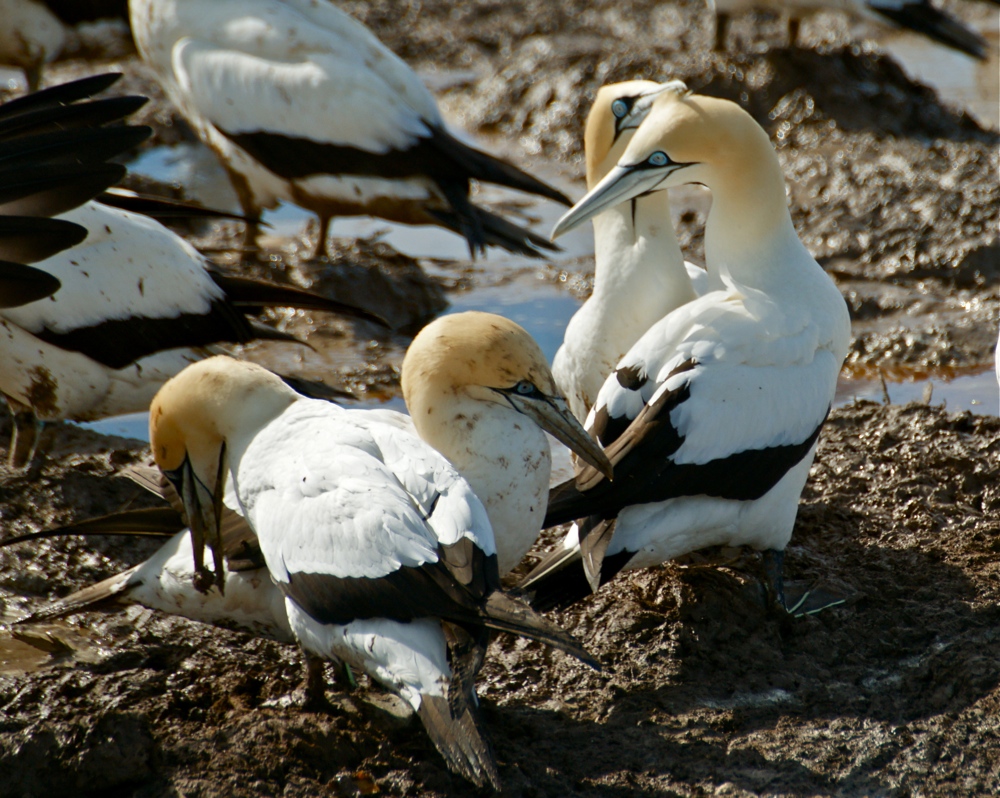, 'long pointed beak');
551,164,669,240
507,393,613,480
168,457,226,595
